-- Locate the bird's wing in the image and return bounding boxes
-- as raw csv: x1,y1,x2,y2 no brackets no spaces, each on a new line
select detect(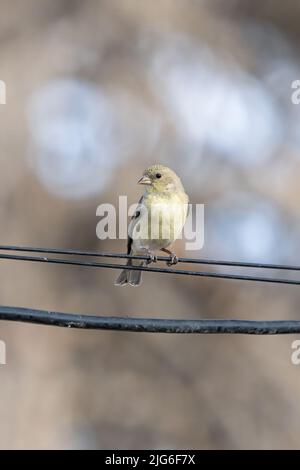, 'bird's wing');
127,195,144,254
